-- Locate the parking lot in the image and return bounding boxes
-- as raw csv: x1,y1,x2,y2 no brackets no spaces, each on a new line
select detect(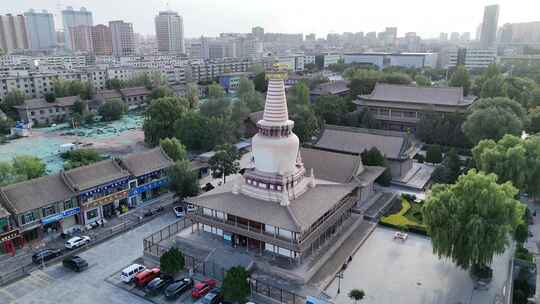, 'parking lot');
0,211,179,304
325,226,513,304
